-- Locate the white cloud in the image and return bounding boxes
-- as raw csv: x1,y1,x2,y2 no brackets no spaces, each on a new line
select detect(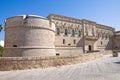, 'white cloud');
0,40,4,47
